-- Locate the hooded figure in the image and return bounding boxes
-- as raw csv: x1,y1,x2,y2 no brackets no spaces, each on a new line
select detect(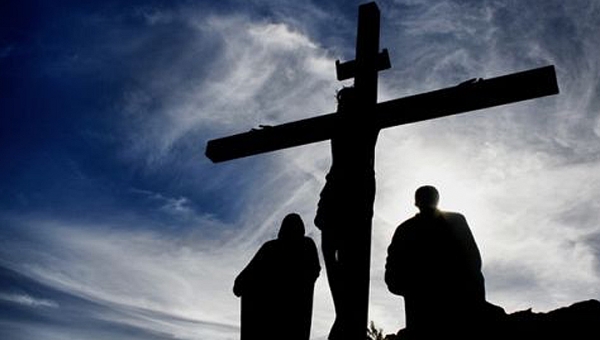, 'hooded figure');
234,213,321,340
